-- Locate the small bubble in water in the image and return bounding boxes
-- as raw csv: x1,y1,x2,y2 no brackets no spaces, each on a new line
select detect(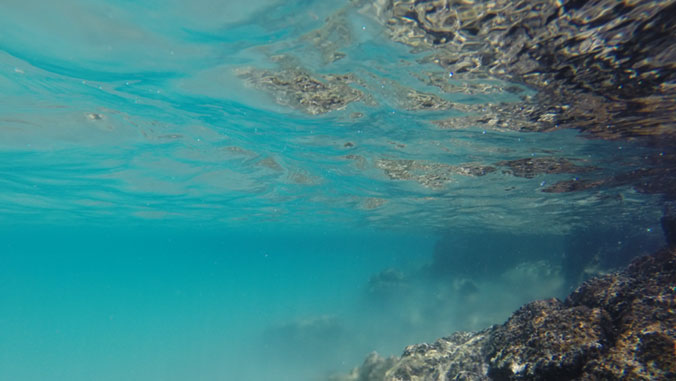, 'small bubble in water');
362,26,366,30
448,72,454,78
646,228,652,232
482,130,486,134
540,181,546,186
